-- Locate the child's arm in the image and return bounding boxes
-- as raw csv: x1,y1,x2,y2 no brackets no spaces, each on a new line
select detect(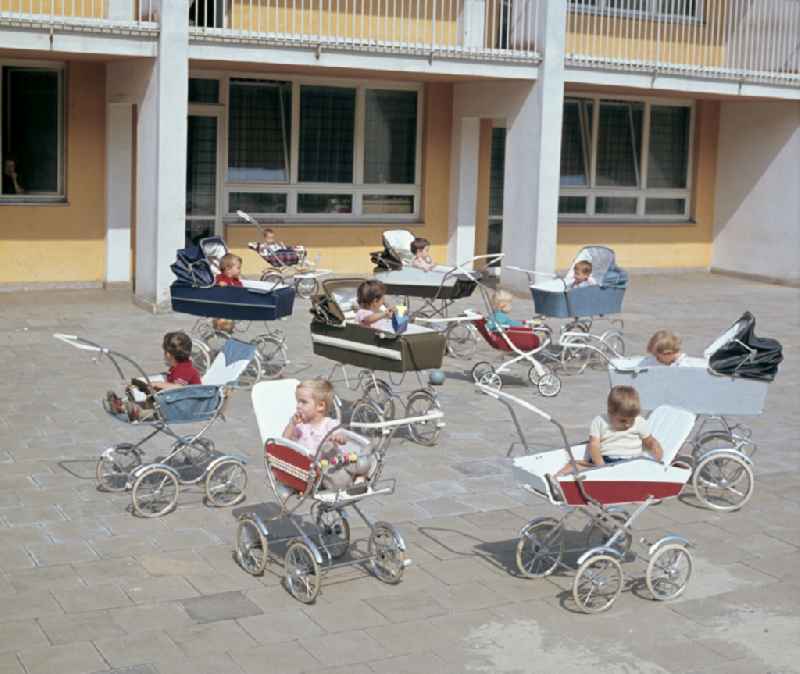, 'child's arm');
642,435,664,463
282,413,302,441
360,309,394,326
151,381,182,391
587,435,605,466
